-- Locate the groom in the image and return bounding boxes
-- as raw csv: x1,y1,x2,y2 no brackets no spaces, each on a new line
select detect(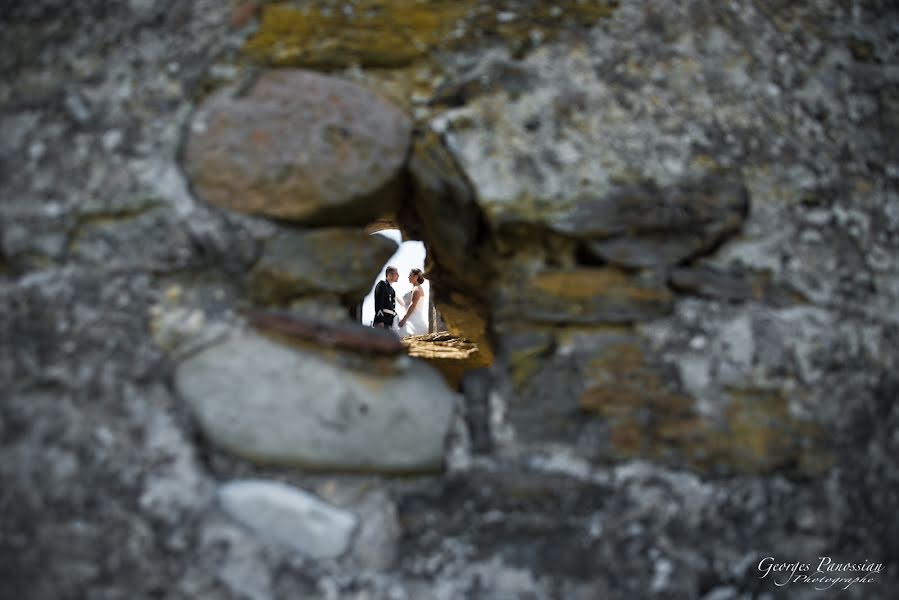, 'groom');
372,266,398,328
